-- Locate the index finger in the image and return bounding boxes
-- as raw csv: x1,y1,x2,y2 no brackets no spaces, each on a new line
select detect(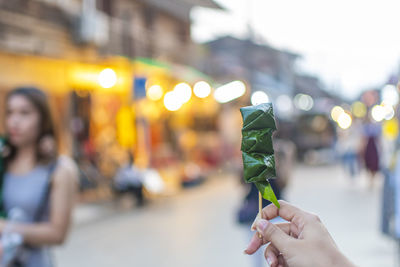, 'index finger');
261,200,306,223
